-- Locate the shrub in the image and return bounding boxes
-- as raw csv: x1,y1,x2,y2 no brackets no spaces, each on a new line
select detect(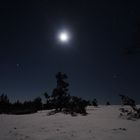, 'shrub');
92,98,98,107
106,101,111,105
119,94,140,120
